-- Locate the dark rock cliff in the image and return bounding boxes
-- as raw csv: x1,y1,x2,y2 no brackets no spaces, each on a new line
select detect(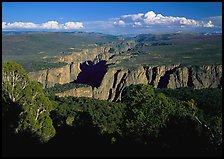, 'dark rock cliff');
92,64,222,101
28,47,222,101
